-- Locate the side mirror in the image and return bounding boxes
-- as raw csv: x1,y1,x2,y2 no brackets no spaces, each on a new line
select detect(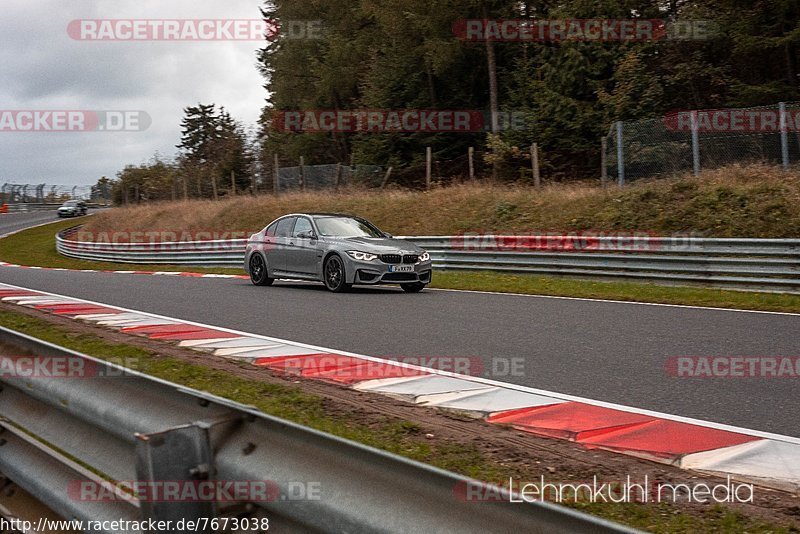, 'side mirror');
297,231,317,240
